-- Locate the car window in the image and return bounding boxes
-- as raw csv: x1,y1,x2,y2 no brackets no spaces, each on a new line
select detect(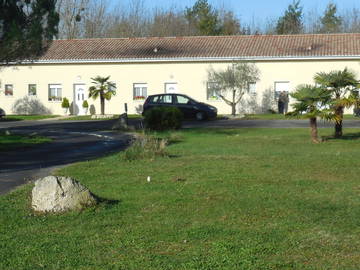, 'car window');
150,96,160,103
176,95,190,104
160,95,172,104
